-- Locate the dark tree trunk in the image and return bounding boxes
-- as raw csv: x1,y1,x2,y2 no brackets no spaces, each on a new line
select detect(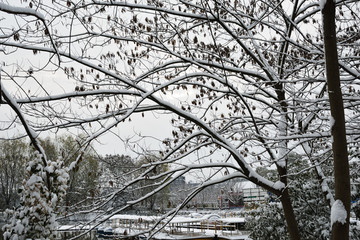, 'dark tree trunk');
322,1,351,239
277,164,301,240
280,188,301,240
